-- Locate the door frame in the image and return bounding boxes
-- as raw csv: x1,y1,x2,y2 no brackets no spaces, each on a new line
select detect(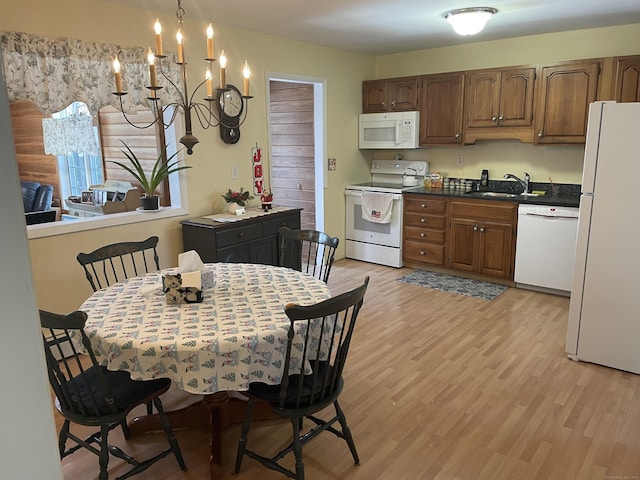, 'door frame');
265,72,327,232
